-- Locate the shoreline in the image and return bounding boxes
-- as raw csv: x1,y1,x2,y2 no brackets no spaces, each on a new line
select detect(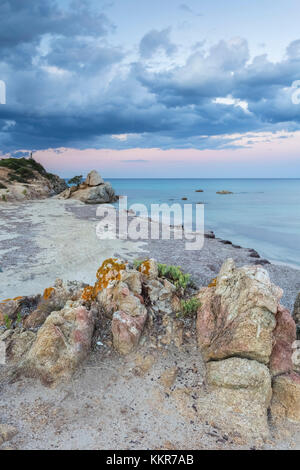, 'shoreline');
0,197,299,312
